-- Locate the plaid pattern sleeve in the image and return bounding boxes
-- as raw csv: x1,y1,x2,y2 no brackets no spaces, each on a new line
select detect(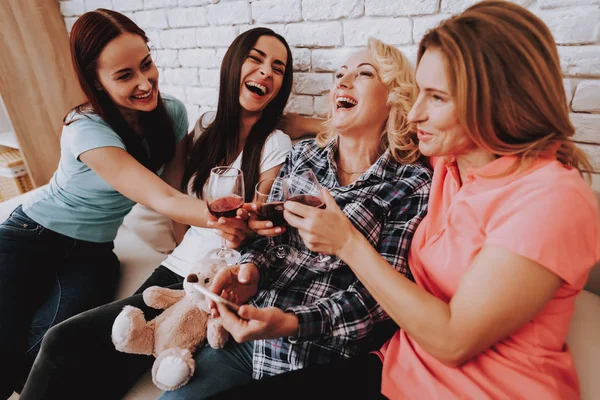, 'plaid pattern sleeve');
286,166,431,343
248,139,432,378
